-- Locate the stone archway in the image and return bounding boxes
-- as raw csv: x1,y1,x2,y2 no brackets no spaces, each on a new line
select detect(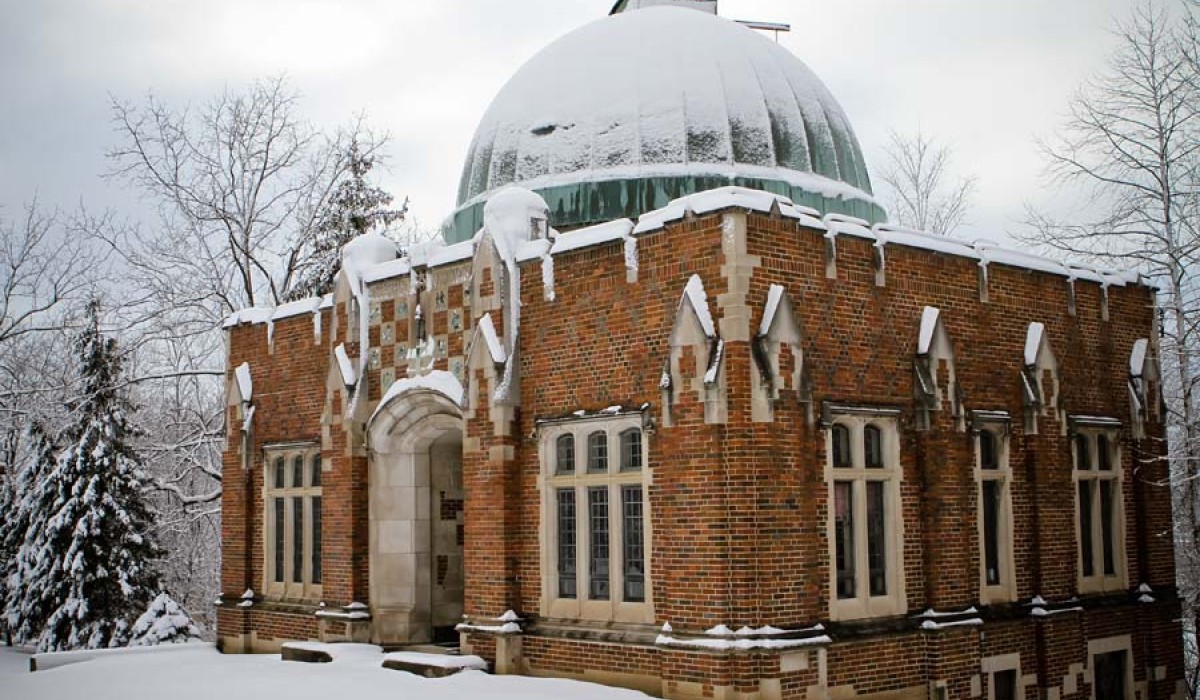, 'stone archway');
367,386,464,646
